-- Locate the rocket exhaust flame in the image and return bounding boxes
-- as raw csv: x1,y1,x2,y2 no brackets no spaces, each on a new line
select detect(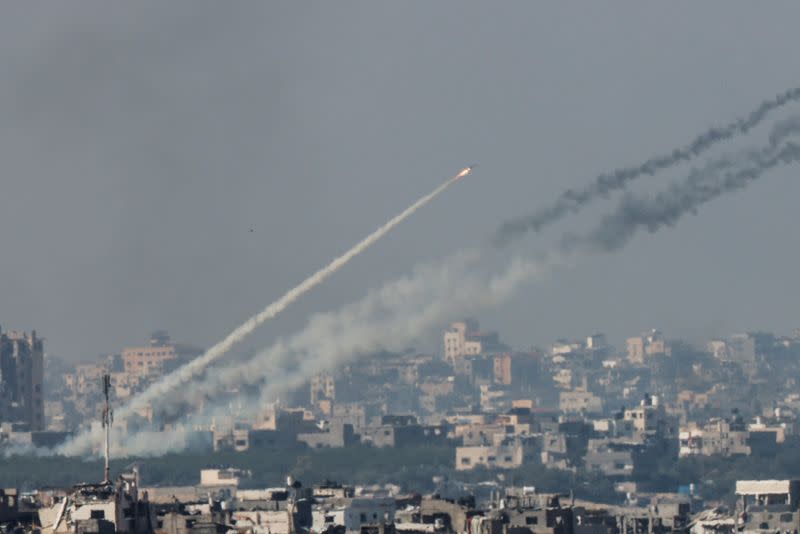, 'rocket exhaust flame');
56,167,471,457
